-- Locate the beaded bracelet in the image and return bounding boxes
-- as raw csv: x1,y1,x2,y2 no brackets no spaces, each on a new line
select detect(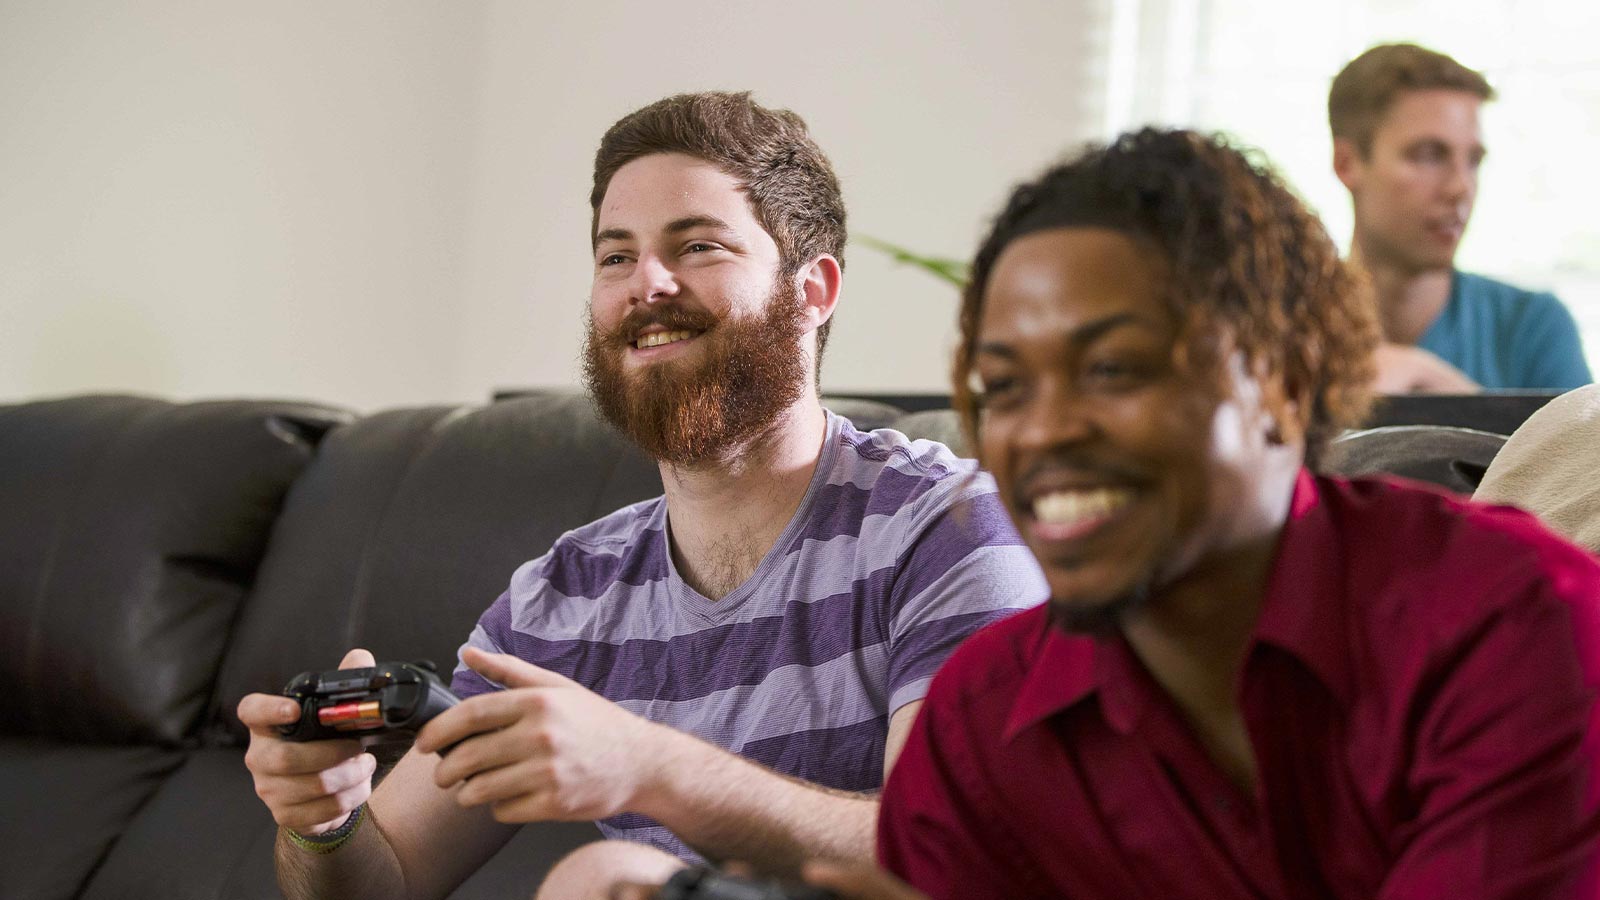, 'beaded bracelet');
285,803,366,855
